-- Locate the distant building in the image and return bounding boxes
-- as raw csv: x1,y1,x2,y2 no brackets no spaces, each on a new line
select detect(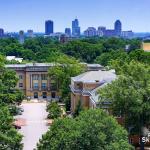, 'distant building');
45,20,54,35
114,20,122,36
60,34,70,43
105,29,116,37
97,26,106,37
84,27,97,37
19,30,24,44
72,18,80,37
49,32,63,40
48,32,70,43
6,56,23,63
65,28,71,36
0,28,4,37
142,42,150,52
27,30,34,38
121,30,134,39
